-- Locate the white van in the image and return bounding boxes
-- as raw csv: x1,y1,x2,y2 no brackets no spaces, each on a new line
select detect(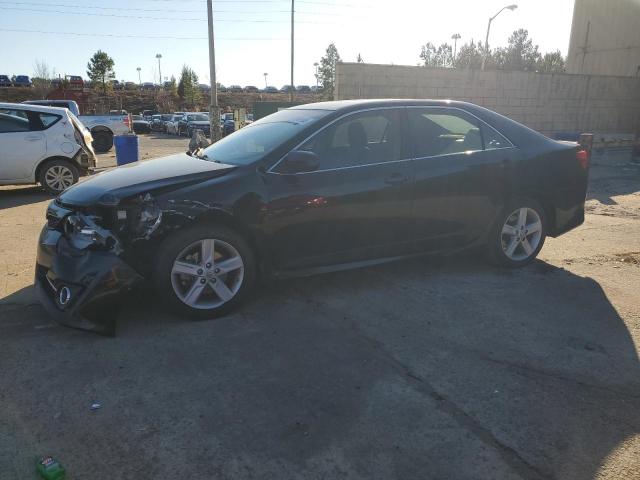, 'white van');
0,102,96,194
